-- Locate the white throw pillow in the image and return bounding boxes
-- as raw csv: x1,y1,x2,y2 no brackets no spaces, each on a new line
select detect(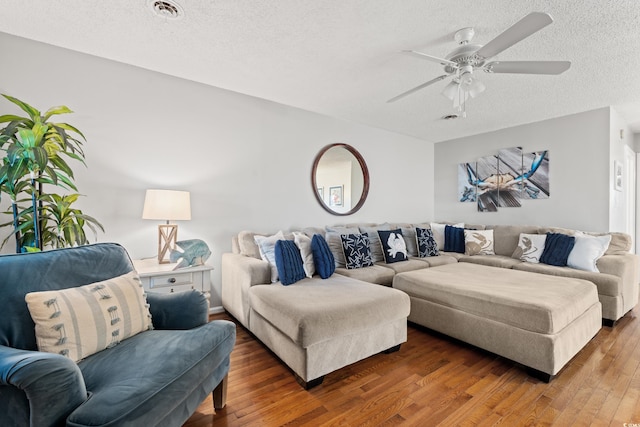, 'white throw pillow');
567,233,612,272
512,233,547,263
430,222,464,251
293,232,315,278
254,231,284,282
464,229,495,255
